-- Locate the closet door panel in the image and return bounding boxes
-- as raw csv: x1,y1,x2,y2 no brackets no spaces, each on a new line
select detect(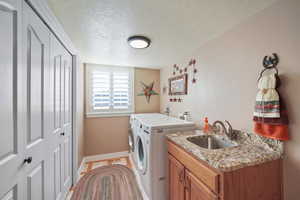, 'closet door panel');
1,190,16,200
54,55,62,130
49,36,64,200
0,0,24,199
23,3,49,161
27,25,44,144
0,188,17,200
61,124,72,191
63,134,71,187
0,1,15,160
61,53,72,191
27,162,45,200
60,60,65,127
49,35,72,200
64,60,71,124
23,3,50,200
53,146,62,200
